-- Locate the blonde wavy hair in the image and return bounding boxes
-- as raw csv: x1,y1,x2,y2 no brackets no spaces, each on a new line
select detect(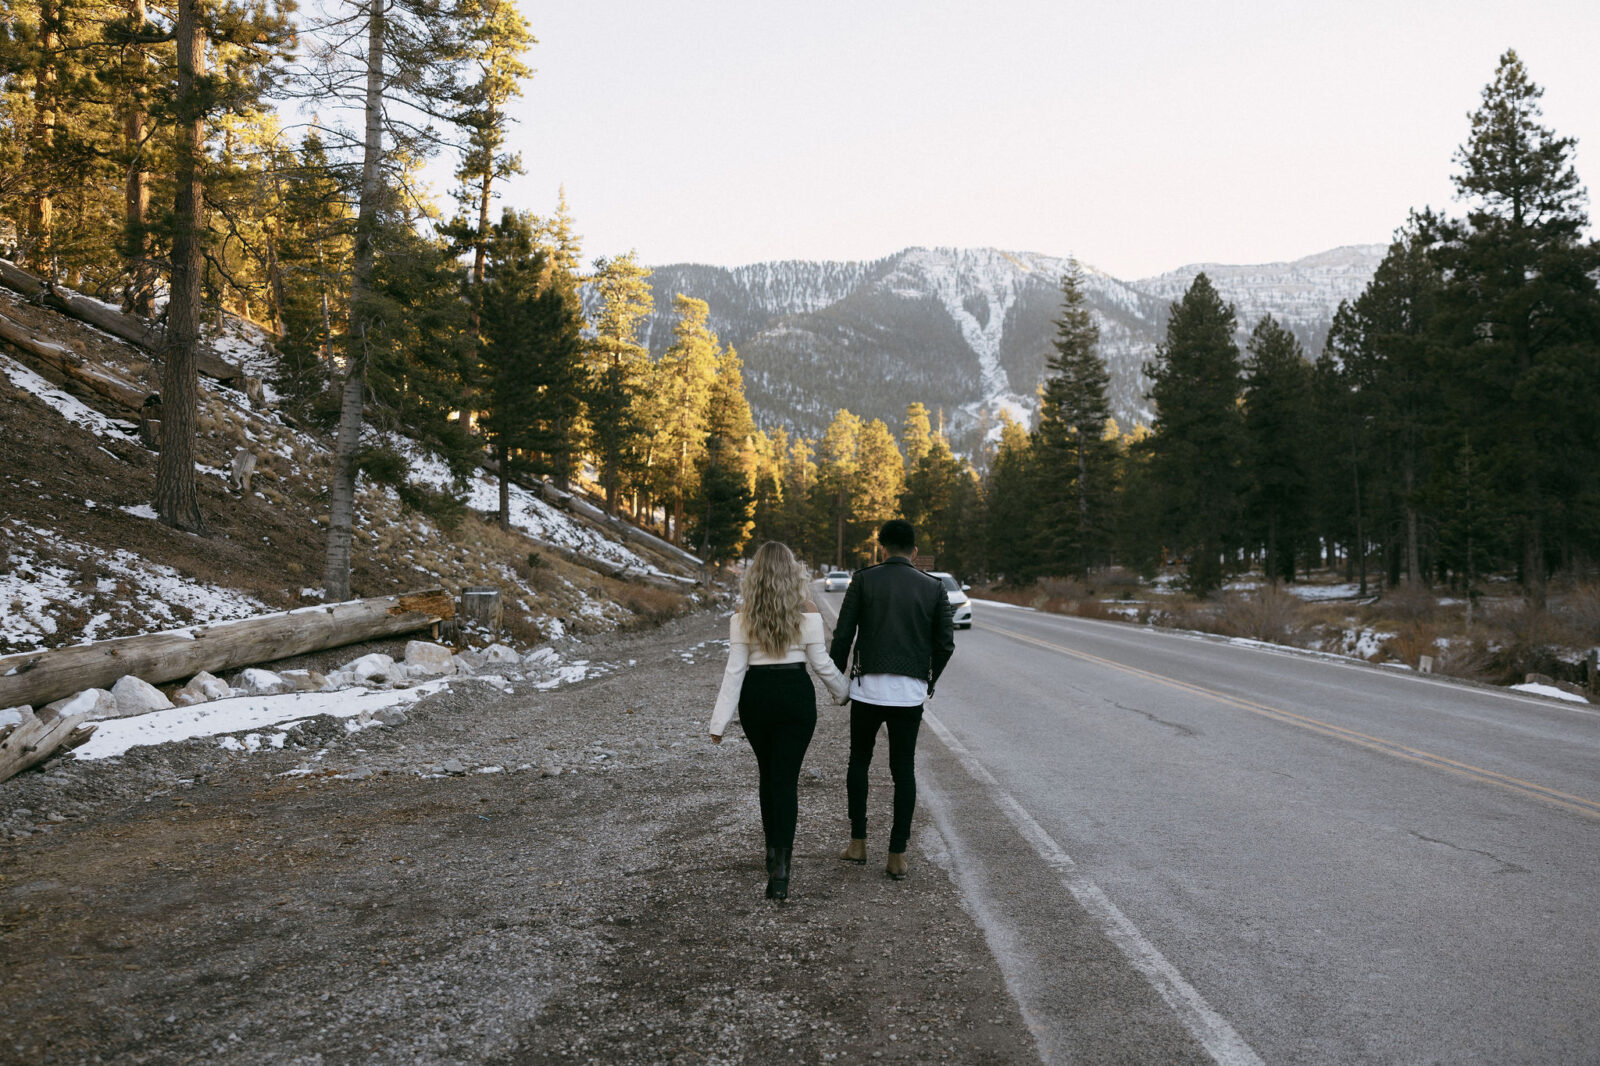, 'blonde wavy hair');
740,541,809,657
